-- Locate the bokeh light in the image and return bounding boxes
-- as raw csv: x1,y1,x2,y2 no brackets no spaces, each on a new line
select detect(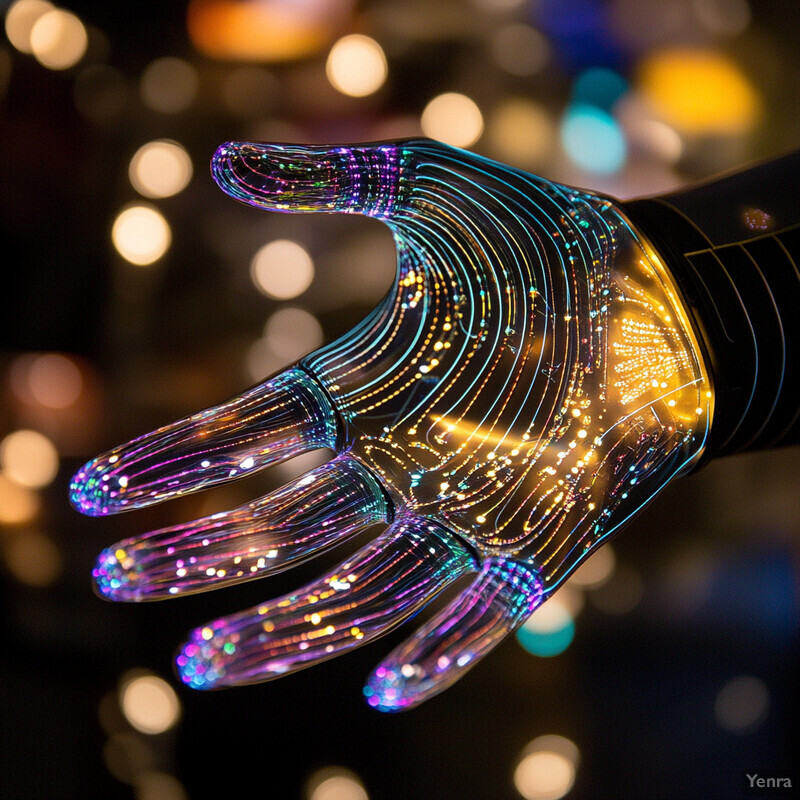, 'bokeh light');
0,429,59,489
135,771,187,800
326,34,387,98
29,7,87,70
112,204,172,266
264,307,324,361
306,767,369,800
621,108,684,164
4,0,54,55
0,473,41,524
421,92,484,148
552,583,585,617
11,352,83,409
561,104,626,174
250,239,315,300
572,67,628,112
140,57,199,114
187,0,353,63
514,735,580,800
119,673,181,735
588,563,643,615
714,675,770,733
638,48,760,135
693,0,751,37
516,595,575,657
129,140,193,199
487,98,555,167
567,543,615,589
471,0,527,10
489,23,550,77
245,337,283,383
3,529,62,586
